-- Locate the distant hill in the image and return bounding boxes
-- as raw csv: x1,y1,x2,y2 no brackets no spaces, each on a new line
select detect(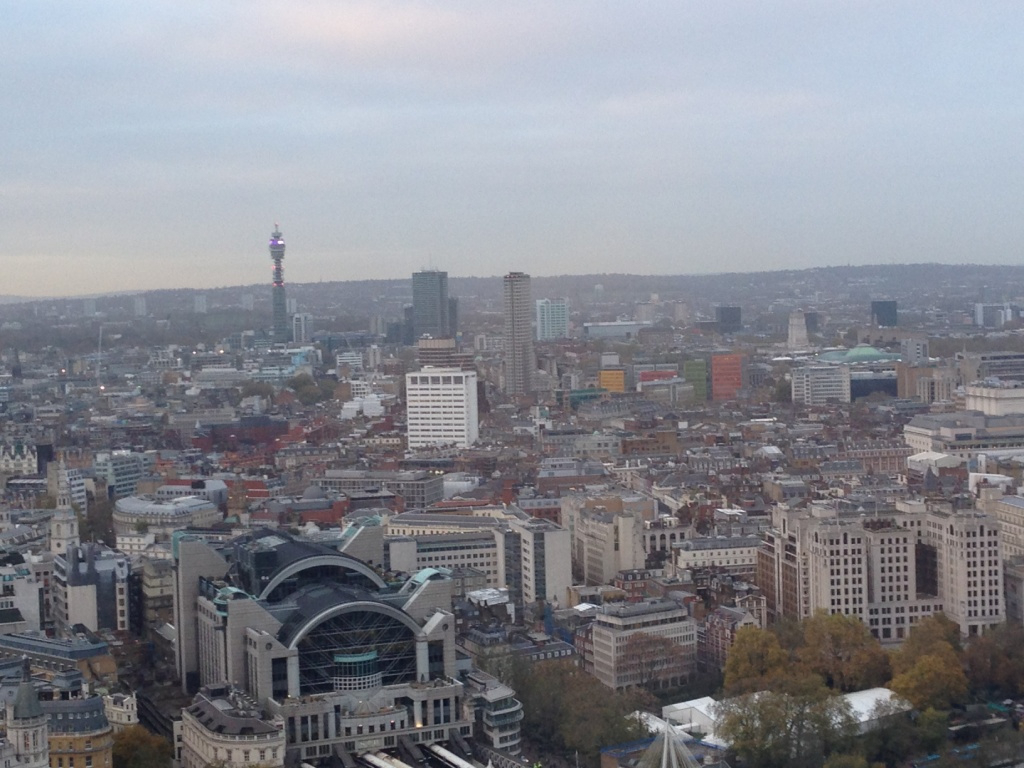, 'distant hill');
6,262,1023,319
